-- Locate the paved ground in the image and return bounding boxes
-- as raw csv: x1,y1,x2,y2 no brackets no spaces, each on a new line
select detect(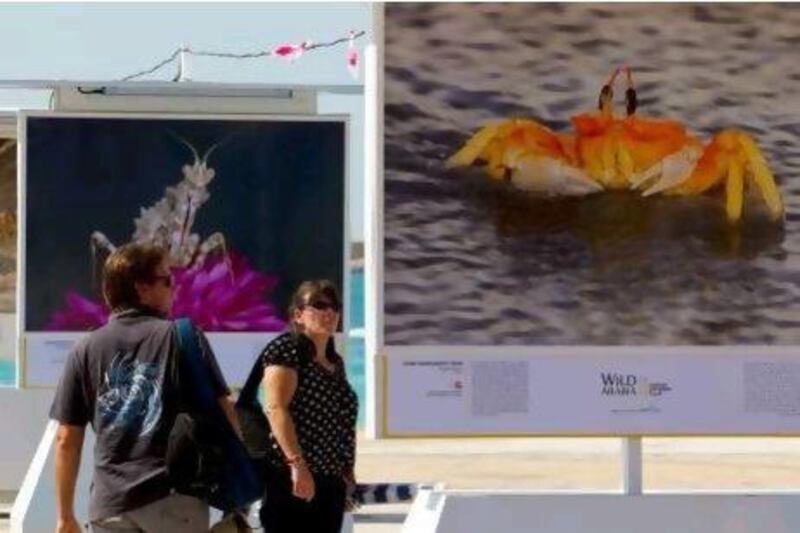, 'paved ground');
356,436,800,491
0,490,10,533
351,436,800,532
